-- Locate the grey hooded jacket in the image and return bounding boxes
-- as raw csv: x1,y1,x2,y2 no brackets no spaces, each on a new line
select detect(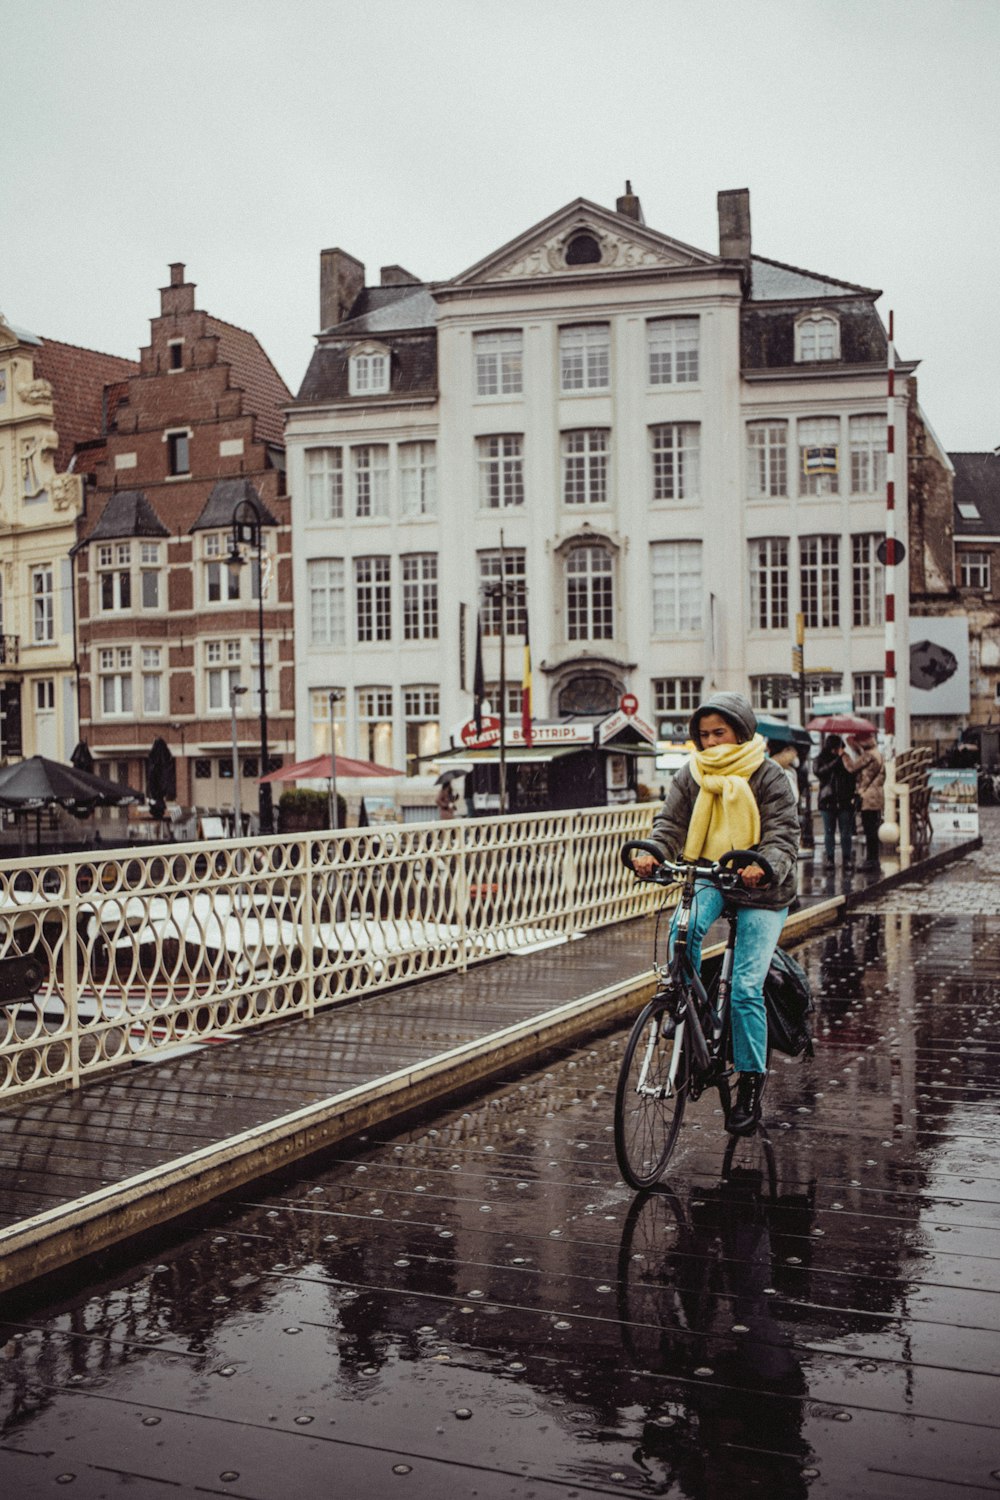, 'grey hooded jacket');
647,691,800,910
